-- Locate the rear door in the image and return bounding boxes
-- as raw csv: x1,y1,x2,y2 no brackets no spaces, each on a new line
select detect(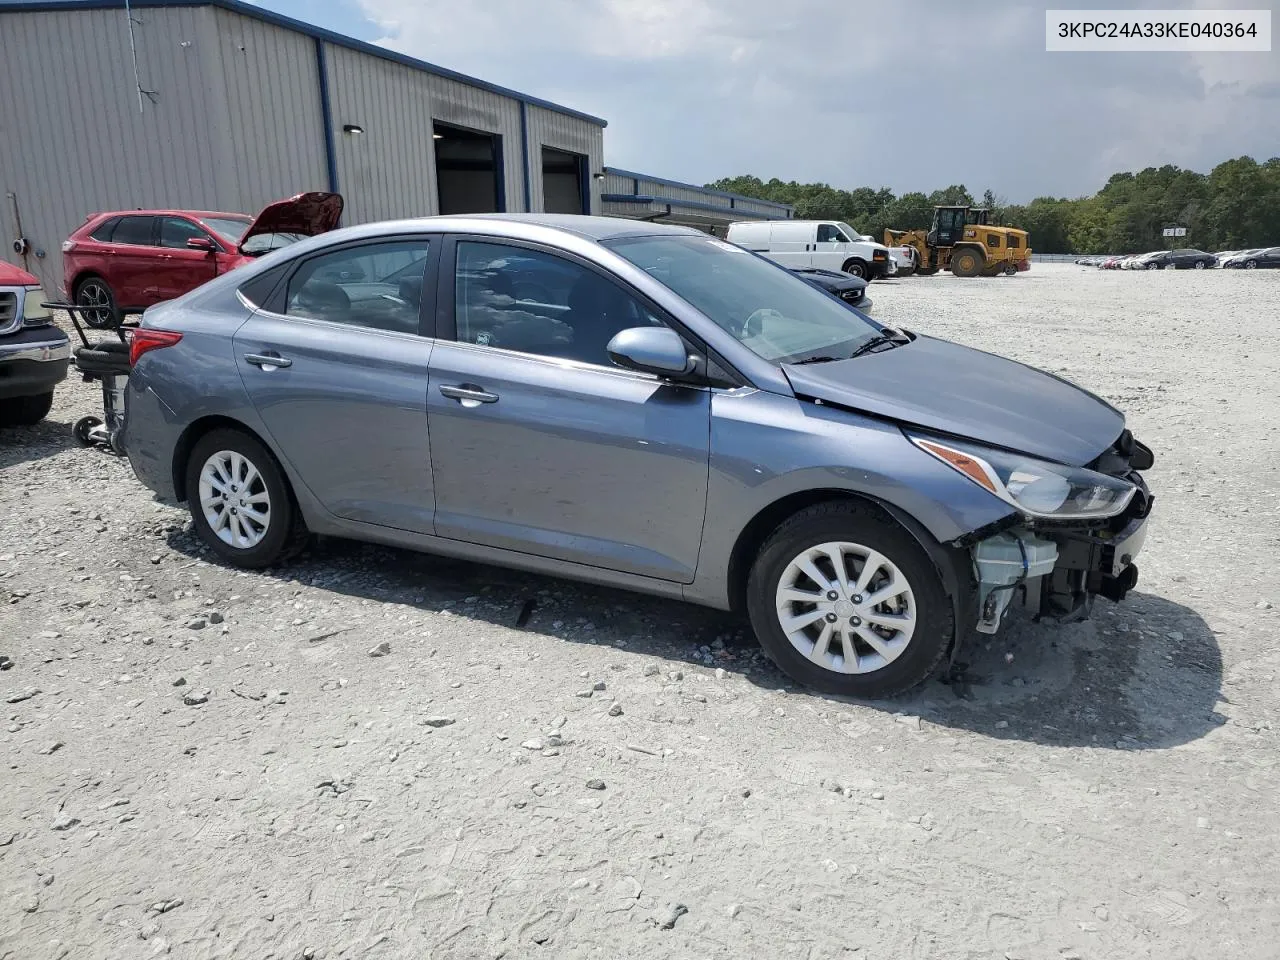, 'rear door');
233,235,439,534
106,215,160,306
154,216,222,301
425,236,711,582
